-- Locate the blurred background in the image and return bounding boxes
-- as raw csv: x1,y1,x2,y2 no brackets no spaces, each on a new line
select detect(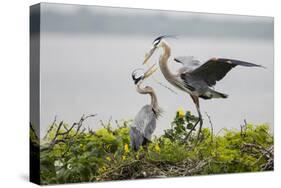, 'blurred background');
39,3,274,138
